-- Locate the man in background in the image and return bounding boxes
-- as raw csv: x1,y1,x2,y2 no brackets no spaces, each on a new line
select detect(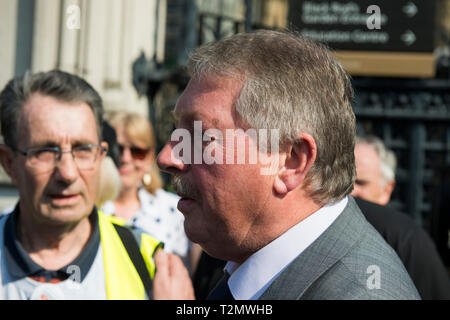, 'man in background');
0,70,192,299
349,134,450,299
351,135,396,205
